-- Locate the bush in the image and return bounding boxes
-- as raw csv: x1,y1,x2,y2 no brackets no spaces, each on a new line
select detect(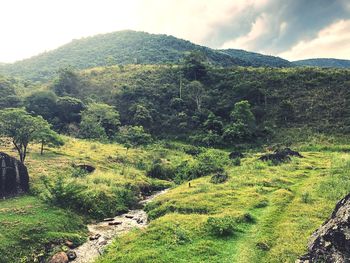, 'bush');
41,175,138,219
182,145,203,156
206,216,237,237
174,149,229,183
210,172,228,184
147,159,175,180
